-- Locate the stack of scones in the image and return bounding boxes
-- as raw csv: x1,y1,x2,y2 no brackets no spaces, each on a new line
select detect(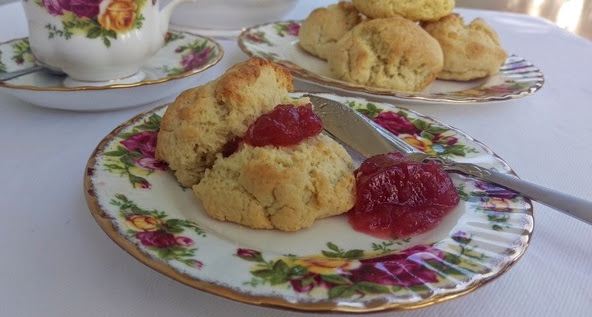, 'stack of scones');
298,0,508,92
